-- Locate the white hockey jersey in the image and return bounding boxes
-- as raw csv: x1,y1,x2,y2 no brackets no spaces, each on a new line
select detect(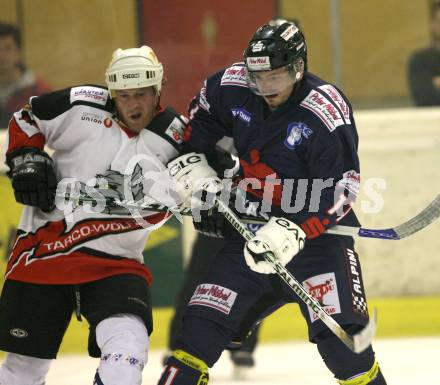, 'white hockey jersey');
5,85,186,285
